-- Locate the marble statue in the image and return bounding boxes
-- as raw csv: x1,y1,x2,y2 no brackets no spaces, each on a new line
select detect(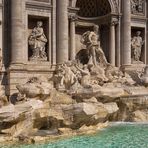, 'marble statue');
139,66,148,85
28,21,48,61
0,85,8,108
54,65,66,89
54,62,77,90
62,63,77,89
54,61,92,90
131,31,144,62
75,64,91,88
81,25,108,67
53,25,139,91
